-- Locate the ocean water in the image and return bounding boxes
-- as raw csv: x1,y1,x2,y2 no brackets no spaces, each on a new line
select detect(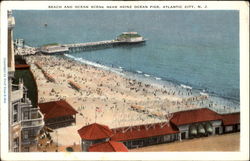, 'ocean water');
13,10,239,103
